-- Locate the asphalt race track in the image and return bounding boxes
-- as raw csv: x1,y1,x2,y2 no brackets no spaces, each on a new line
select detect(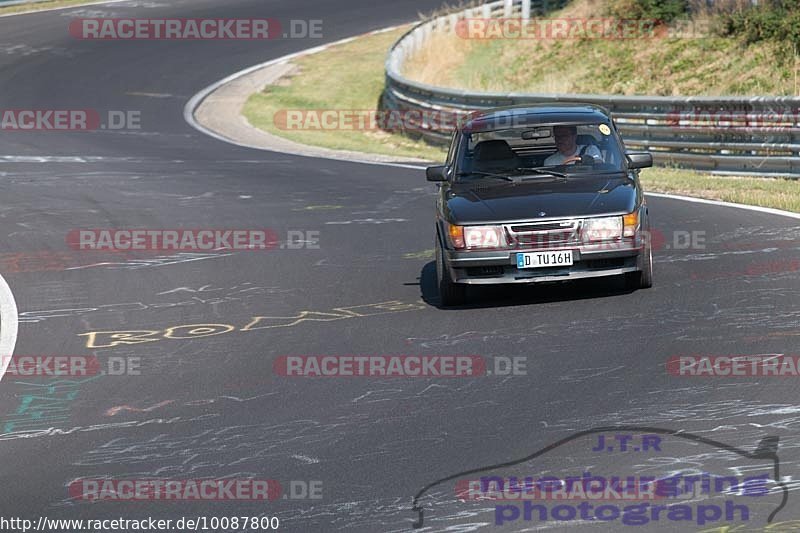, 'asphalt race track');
0,1,799,531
